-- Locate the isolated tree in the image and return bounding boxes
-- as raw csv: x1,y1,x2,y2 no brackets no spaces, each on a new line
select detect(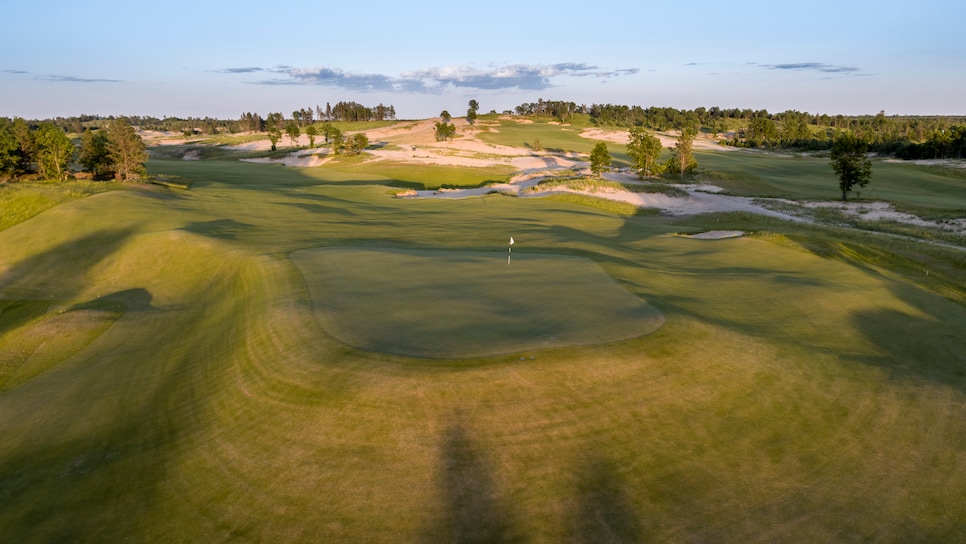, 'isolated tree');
830,133,872,200
626,126,664,178
348,133,368,155
434,121,456,142
266,126,281,151
589,142,611,178
35,123,75,181
669,128,697,179
79,129,111,177
106,117,148,181
285,121,300,147
305,124,318,148
321,122,337,143
467,99,479,125
440,110,452,123
330,128,345,154
265,112,284,151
